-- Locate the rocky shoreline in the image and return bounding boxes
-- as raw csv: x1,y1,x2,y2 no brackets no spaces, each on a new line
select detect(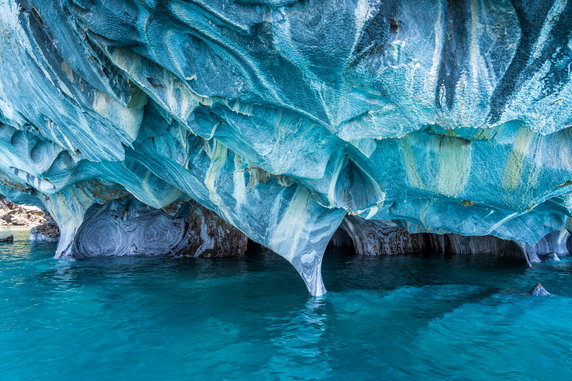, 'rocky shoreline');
0,200,45,227
0,200,60,242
